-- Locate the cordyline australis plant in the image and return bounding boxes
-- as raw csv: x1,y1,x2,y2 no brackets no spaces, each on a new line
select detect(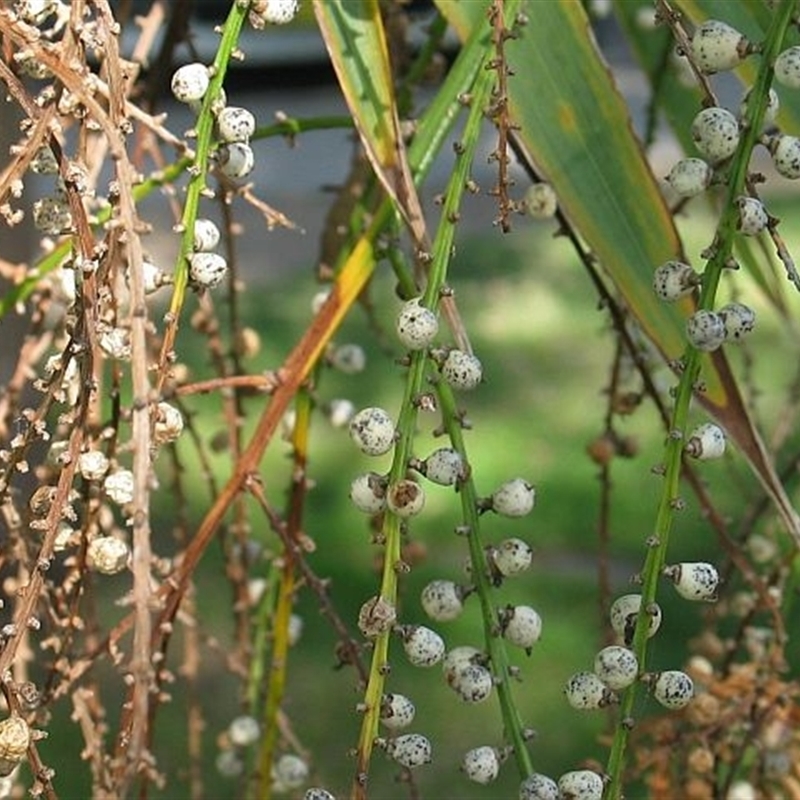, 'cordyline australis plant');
0,0,800,797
